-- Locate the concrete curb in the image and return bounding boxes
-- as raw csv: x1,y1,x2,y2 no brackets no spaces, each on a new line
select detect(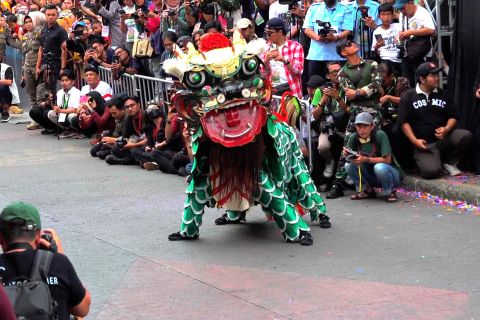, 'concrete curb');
402,175,480,206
